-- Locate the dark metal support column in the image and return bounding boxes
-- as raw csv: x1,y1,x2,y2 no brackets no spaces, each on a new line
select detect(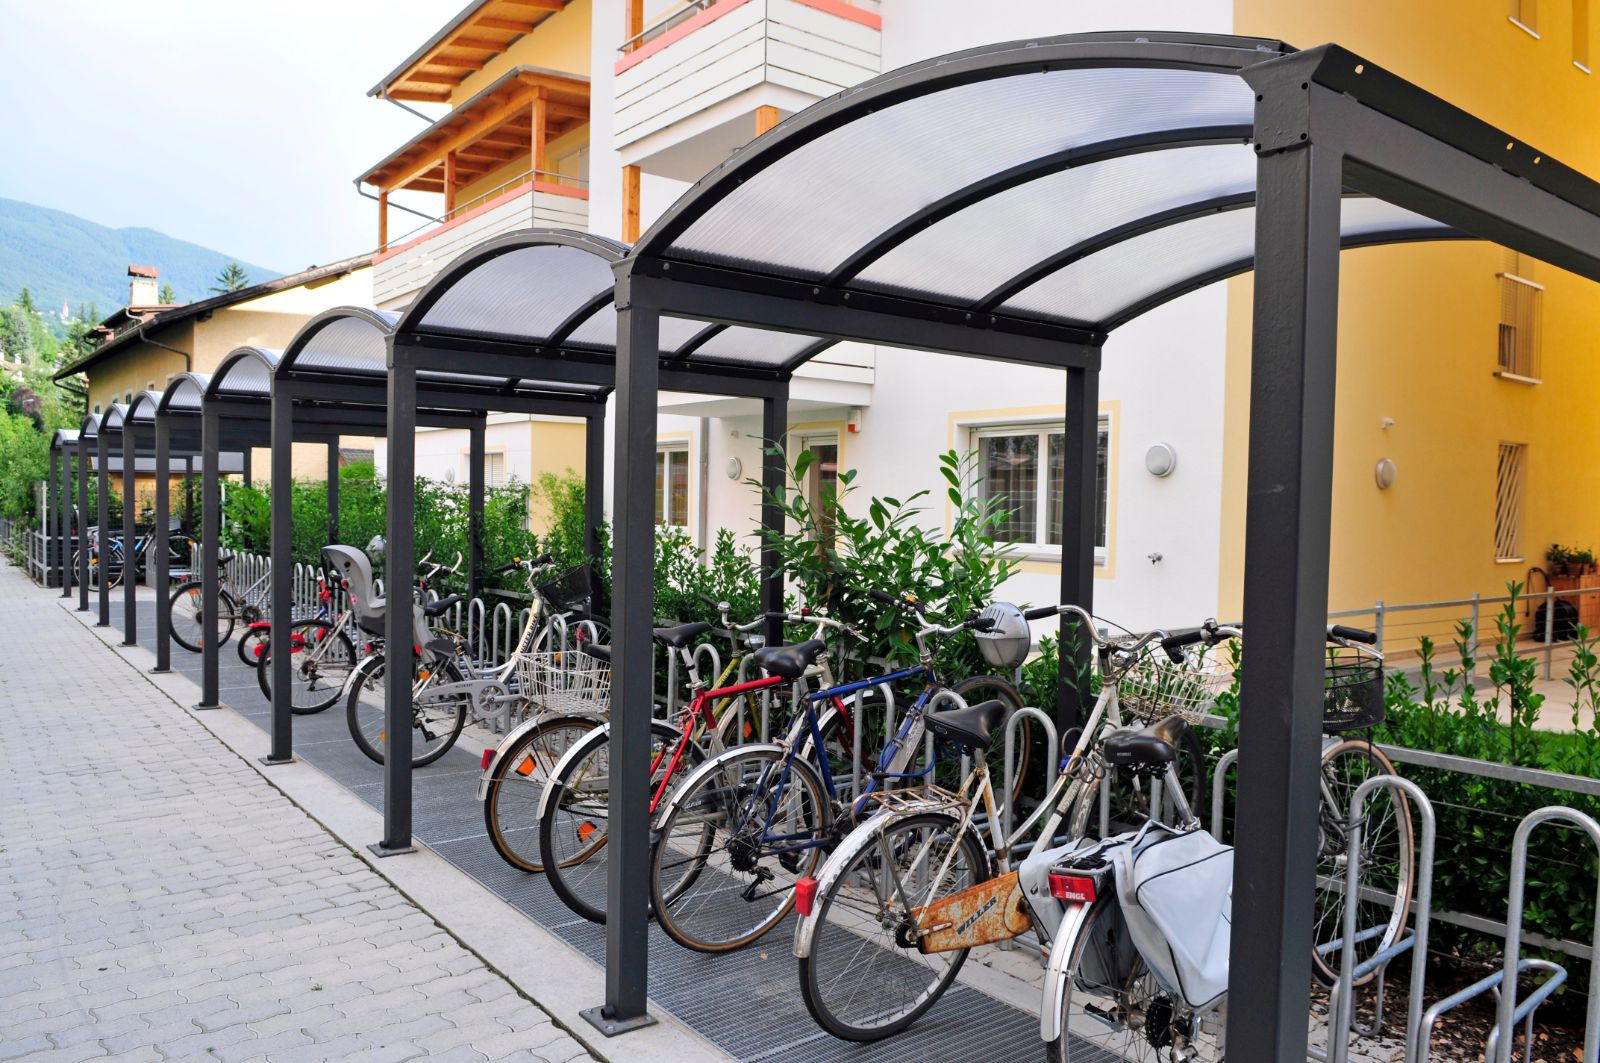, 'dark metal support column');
327,441,340,544
77,441,89,611
585,303,659,1037
121,420,138,645
242,447,253,490
376,360,418,857
583,412,605,572
184,456,194,539
46,449,58,590
1057,365,1100,731
60,447,73,598
1226,131,1346,1061
759,383,789,649
468,420,485,601
266,385,296,765
197,405,222,710
152,417,172,673
96,431,110,627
